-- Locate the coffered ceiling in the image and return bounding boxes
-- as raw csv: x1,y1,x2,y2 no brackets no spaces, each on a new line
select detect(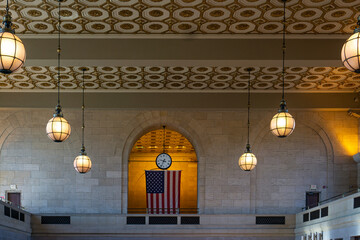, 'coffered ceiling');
0,0,359,108
131,129,195,154
5,0,360,34
3,66,359,92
